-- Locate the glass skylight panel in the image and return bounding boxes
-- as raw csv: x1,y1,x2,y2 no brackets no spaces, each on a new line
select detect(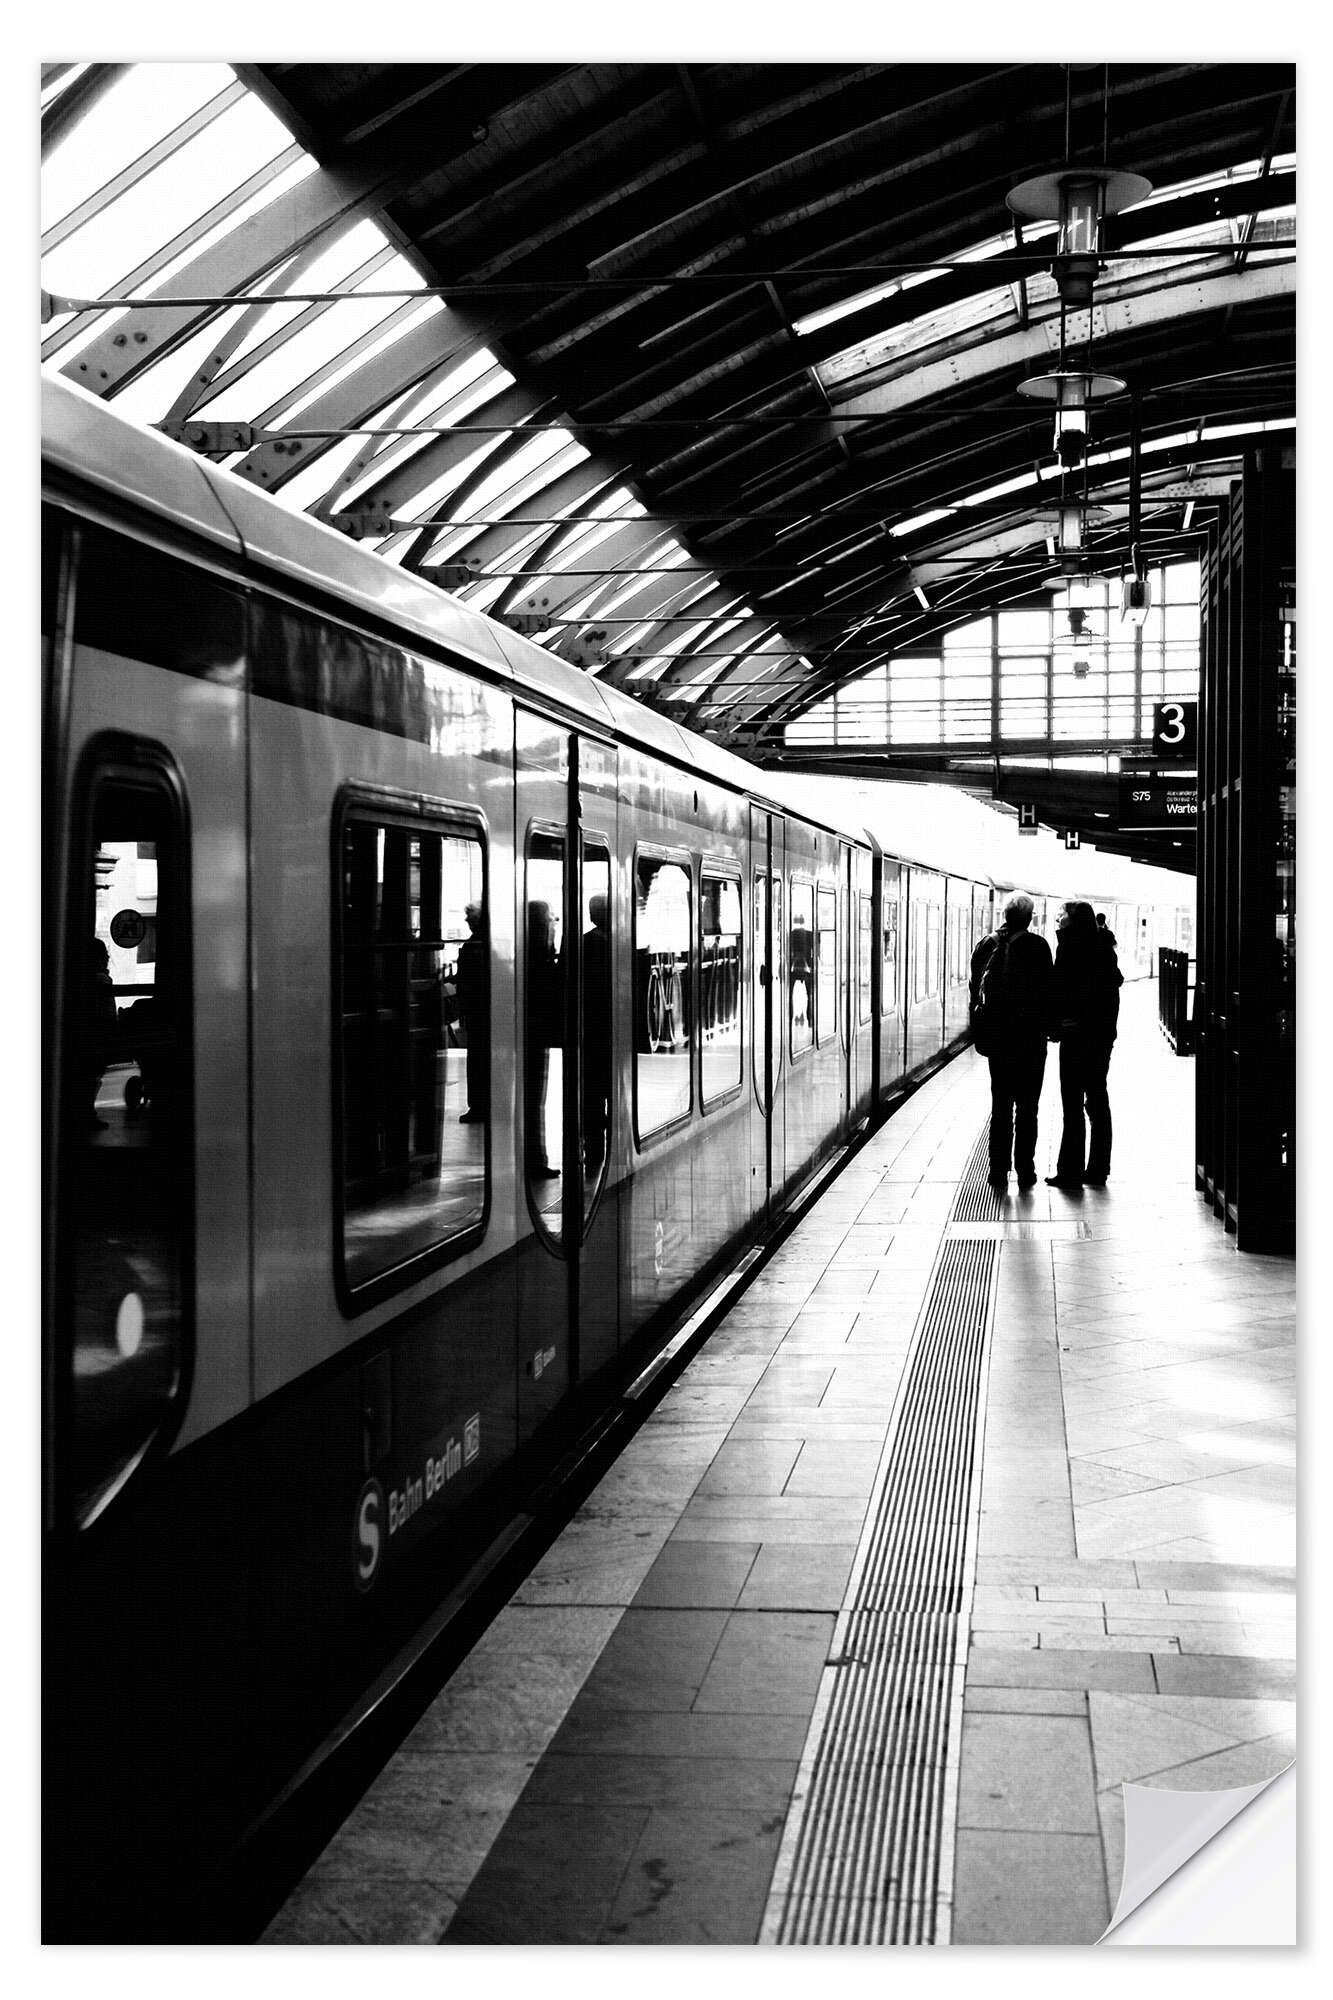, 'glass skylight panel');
42,64,236,233
793,264,940,339
45,152,322,370
41,65,92,113
43,87,297,304
890,507,955,537
385,439,497,527
333,360,517,512
959,469,1041,507
597,542,692,618
818,283,1015,390
455,576,512,614
450,429,580,522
